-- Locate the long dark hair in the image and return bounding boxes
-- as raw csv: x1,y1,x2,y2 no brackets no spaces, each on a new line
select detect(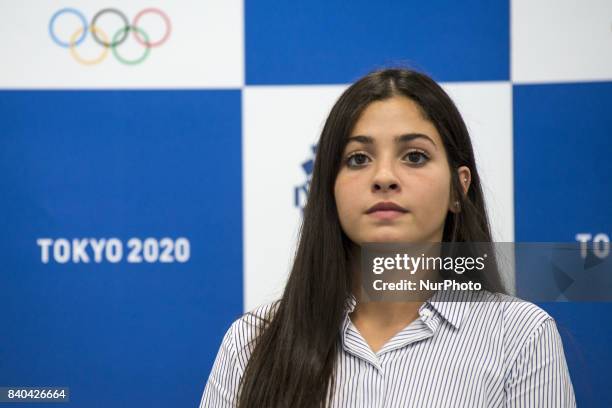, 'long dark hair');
236,67,508,407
